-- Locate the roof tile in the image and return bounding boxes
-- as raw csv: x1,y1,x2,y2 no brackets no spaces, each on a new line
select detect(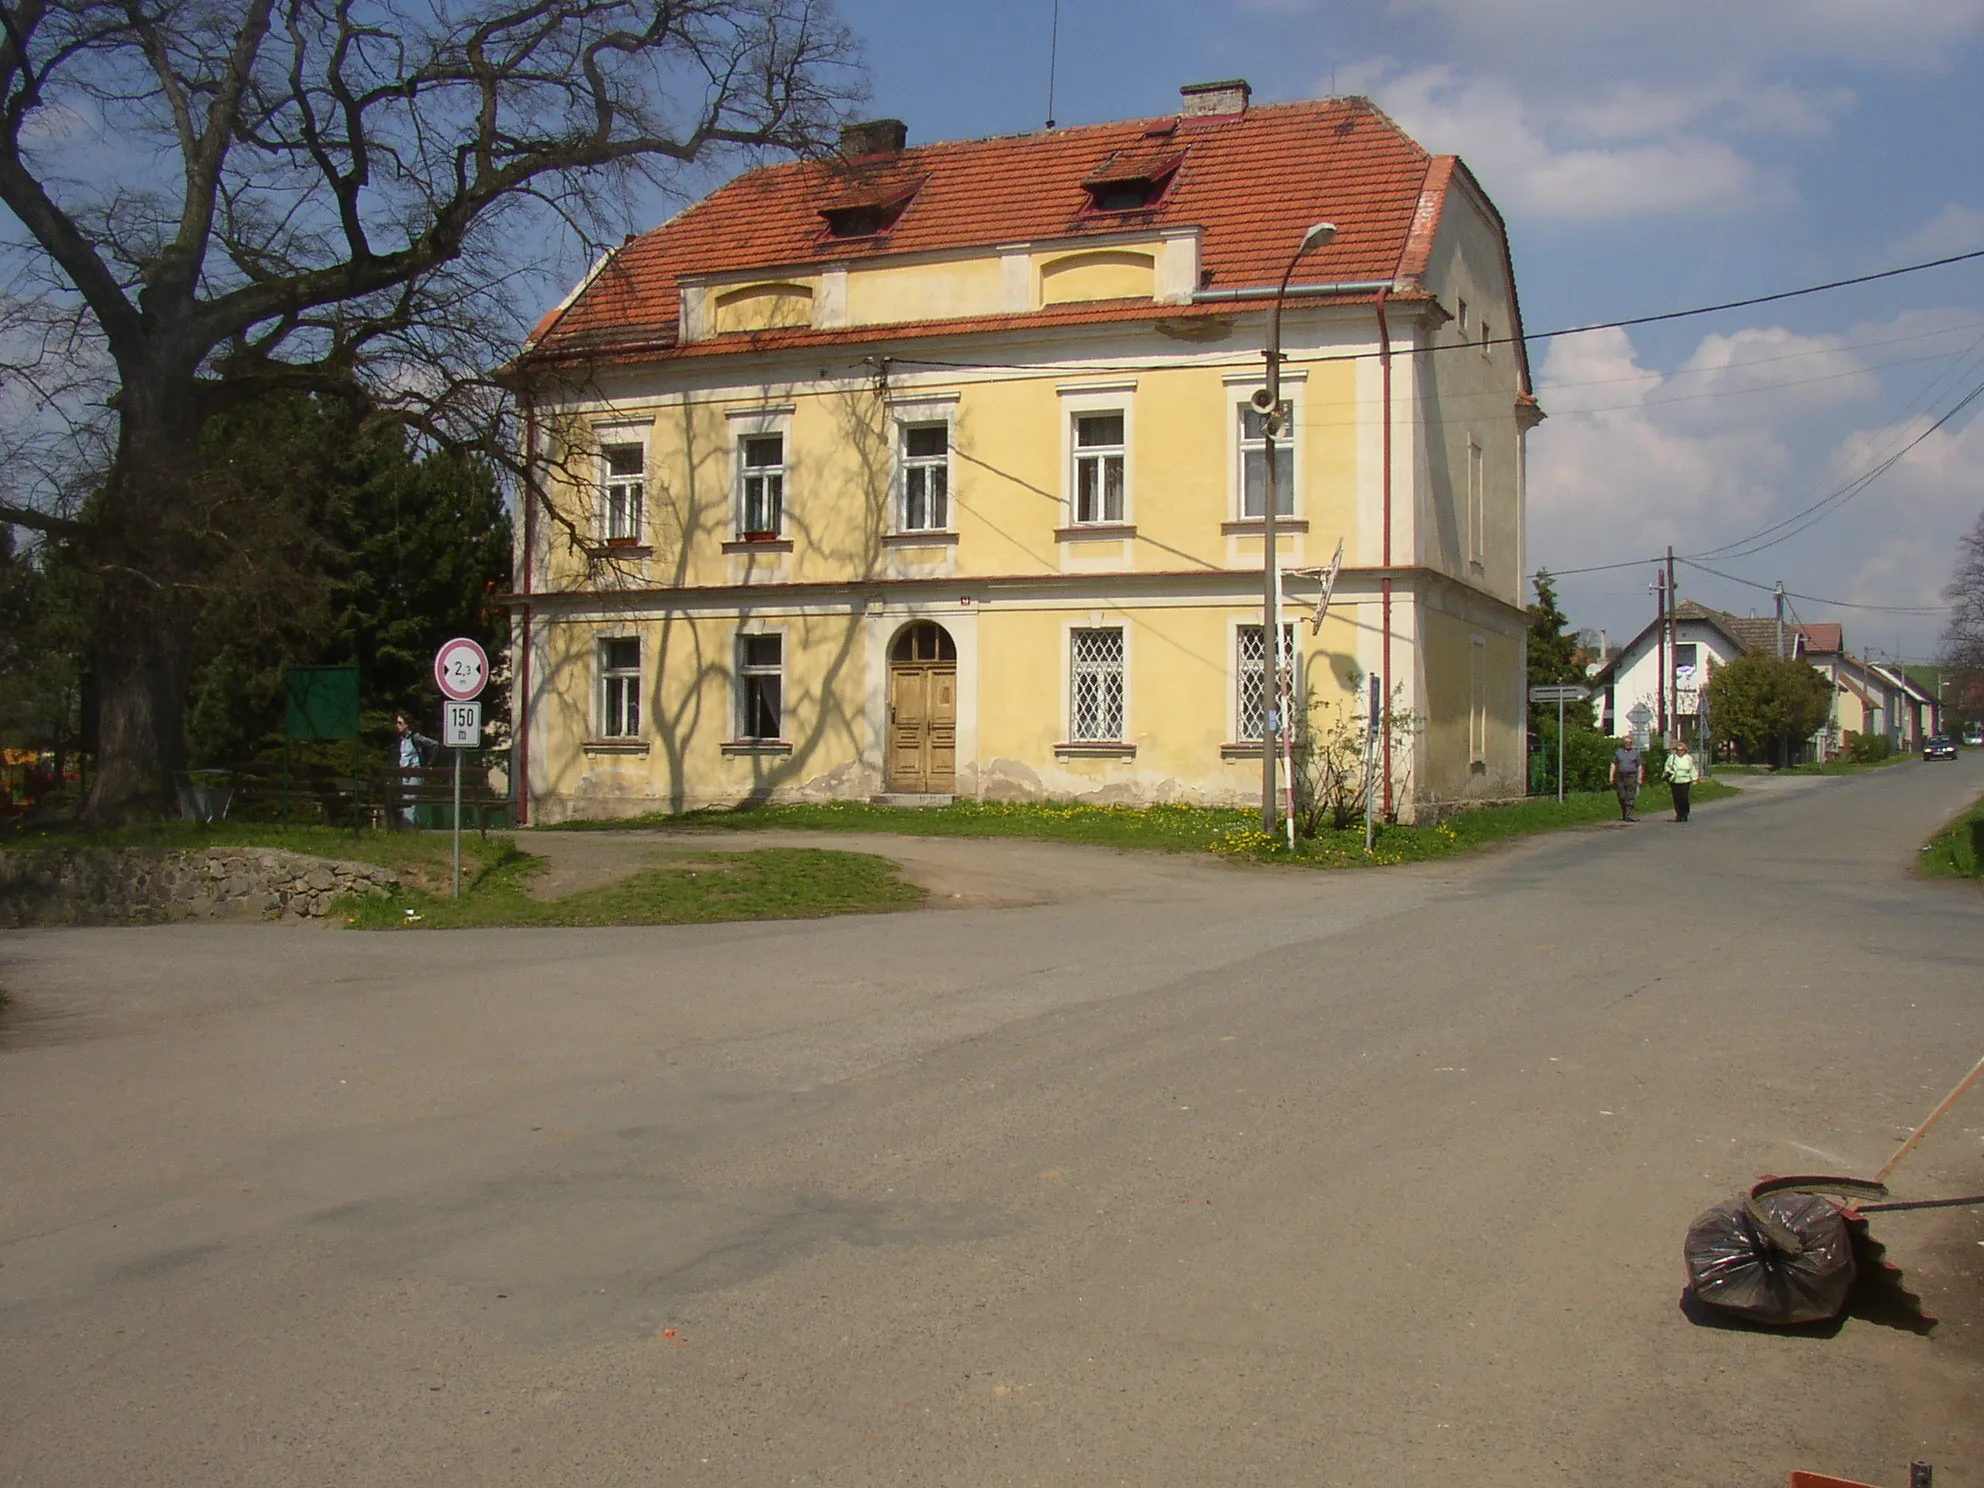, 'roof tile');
527,97,1466,363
